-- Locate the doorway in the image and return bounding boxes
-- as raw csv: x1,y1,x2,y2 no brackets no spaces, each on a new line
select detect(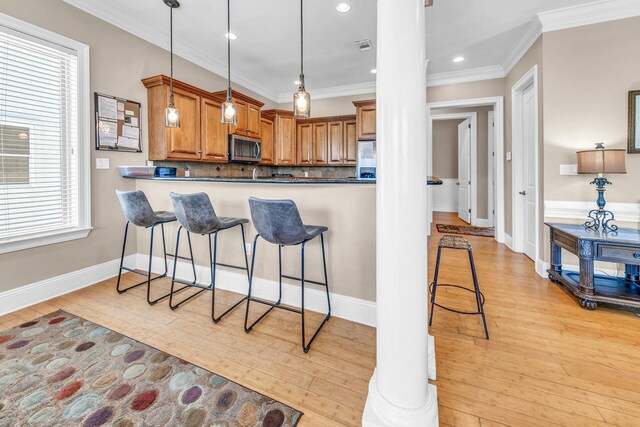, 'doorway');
511,65,539,262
